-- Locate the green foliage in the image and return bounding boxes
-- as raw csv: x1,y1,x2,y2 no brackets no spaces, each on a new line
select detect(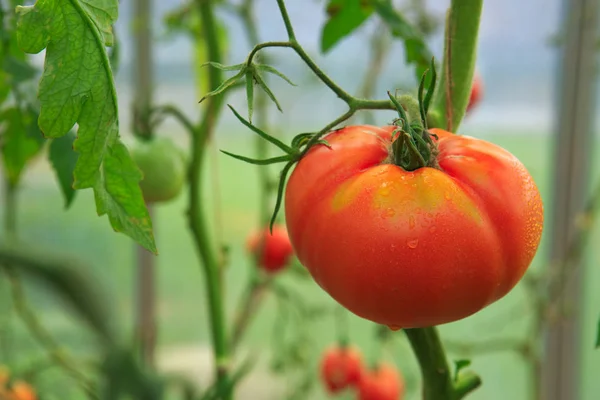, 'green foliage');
16,0,156,253
0,106,44,186
372,0,433,82
49,131,78,208
596,317,600,348
321,0,373,52
200,62,296,120
0,244,115,343
163,2,229,100
101,348,165,400
453,359,472,382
